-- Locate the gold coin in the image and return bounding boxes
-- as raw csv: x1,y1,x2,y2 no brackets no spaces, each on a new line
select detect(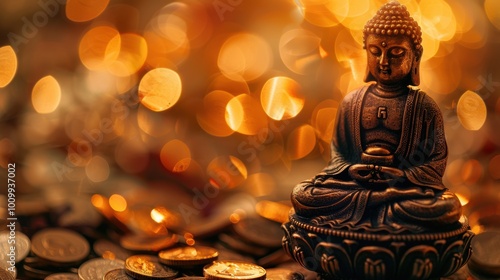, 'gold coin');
469,231,500,276
232,215,283,248
265,268,304,280
125,255,178,279
120,234,178,252
104,269,135,280
31,228,90,265
0,267,15,280
158,246,218,267
203,261,266,280
78,258,125,280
